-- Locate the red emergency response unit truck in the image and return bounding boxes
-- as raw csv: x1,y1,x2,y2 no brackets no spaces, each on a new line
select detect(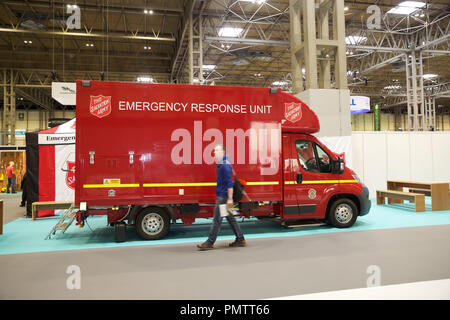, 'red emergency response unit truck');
75,80,371,241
